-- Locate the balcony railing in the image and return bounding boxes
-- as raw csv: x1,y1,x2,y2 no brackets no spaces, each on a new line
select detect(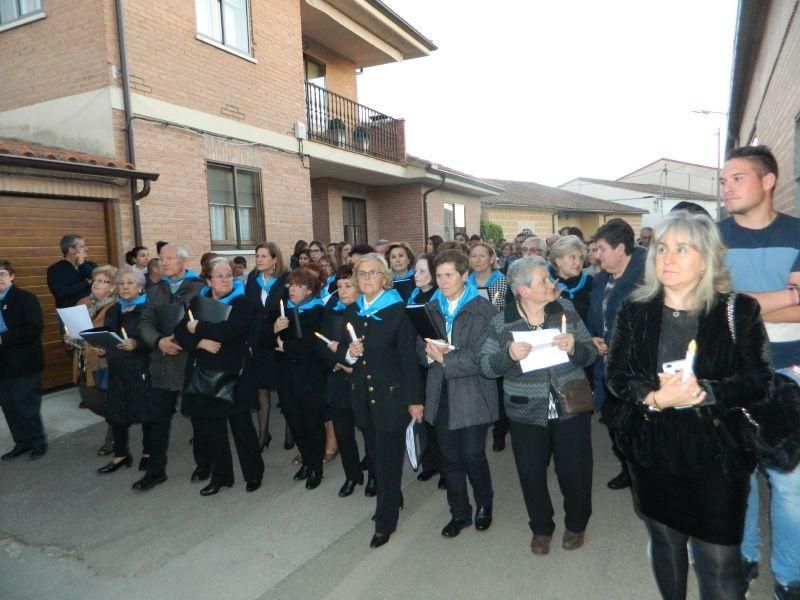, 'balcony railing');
305,82,405,164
